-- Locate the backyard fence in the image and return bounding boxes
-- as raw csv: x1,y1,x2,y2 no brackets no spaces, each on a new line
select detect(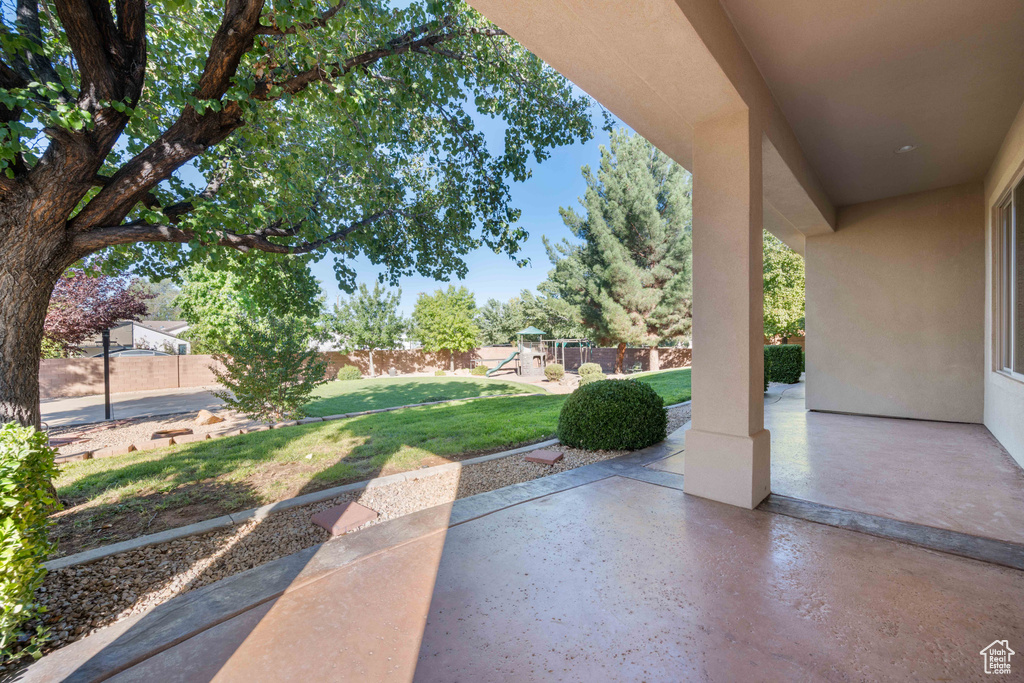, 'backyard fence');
39,344,703,399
